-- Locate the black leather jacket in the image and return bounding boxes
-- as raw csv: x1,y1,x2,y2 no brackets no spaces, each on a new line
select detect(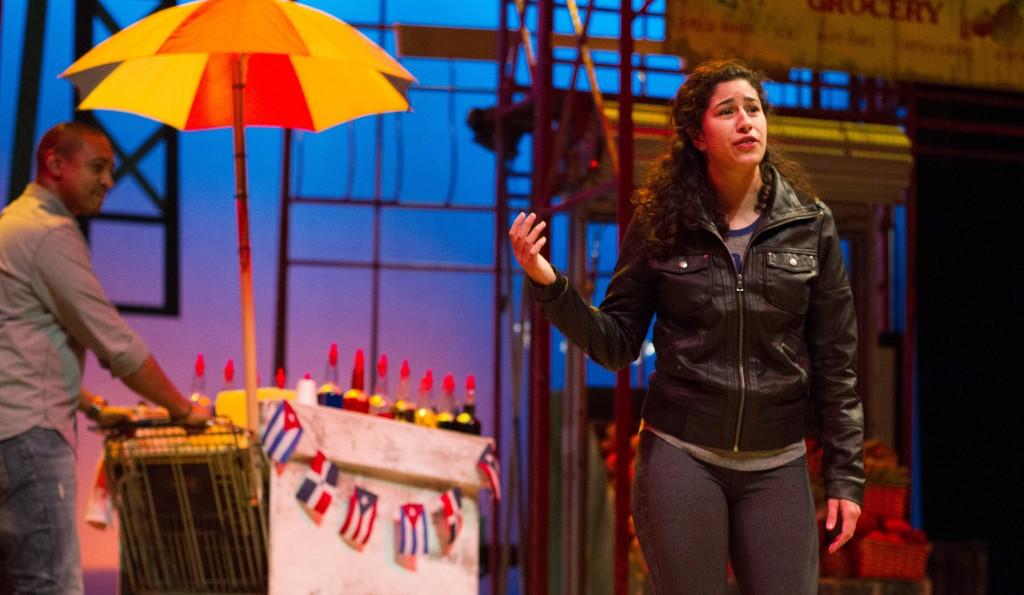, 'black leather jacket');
534,172,865,504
